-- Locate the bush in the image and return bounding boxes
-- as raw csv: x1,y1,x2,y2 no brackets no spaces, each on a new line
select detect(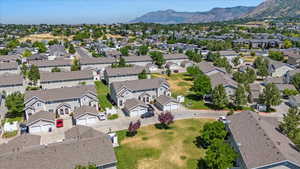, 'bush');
108,114,118,120
2,131,18,138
